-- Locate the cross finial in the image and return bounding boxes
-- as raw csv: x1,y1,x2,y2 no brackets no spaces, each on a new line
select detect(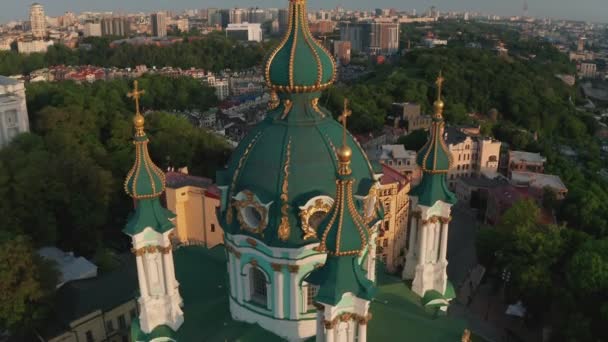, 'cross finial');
435,71,445,101
127,80,146,115
338,98,352,147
